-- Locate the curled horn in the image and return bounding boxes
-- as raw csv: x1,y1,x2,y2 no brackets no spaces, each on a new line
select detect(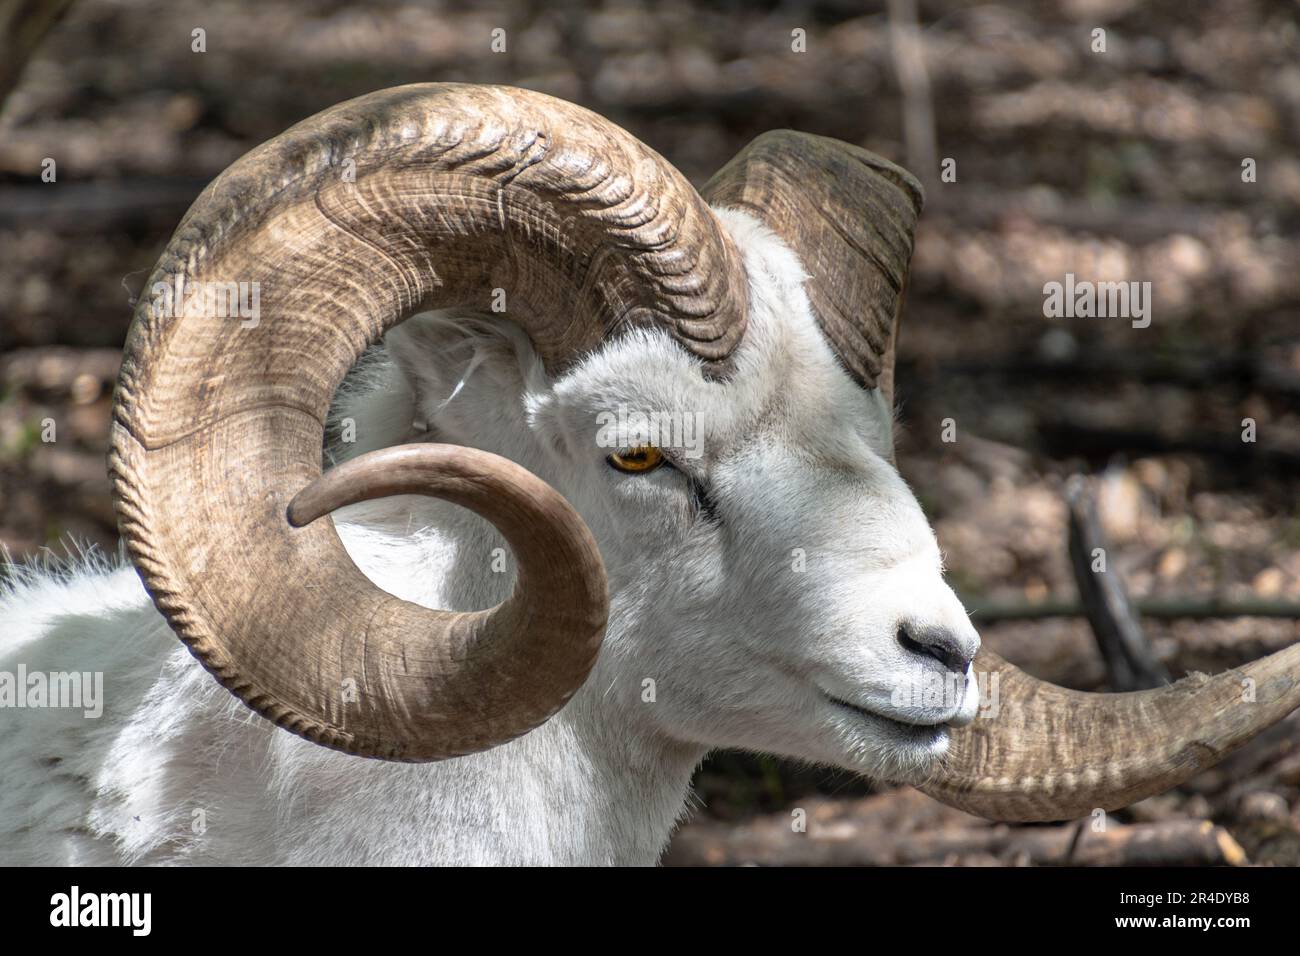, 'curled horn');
110,83,748,760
